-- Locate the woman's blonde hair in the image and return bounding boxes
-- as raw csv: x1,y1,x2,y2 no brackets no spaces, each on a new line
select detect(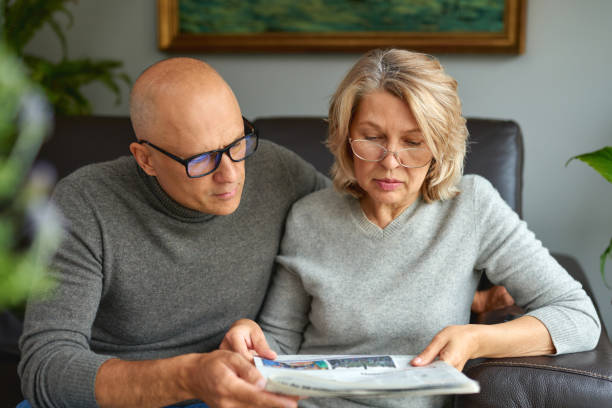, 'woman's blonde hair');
327,48,468,203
